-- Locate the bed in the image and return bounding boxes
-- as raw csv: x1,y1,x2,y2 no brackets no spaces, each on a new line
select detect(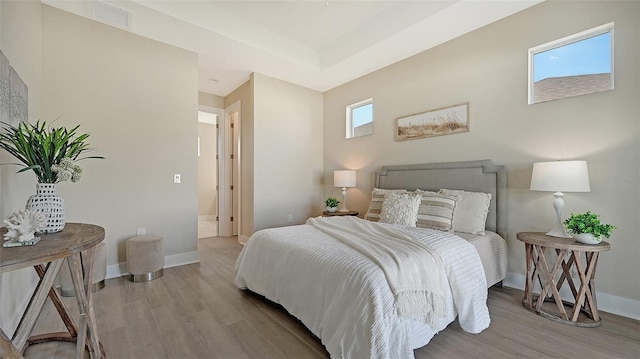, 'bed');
235,160,508,359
